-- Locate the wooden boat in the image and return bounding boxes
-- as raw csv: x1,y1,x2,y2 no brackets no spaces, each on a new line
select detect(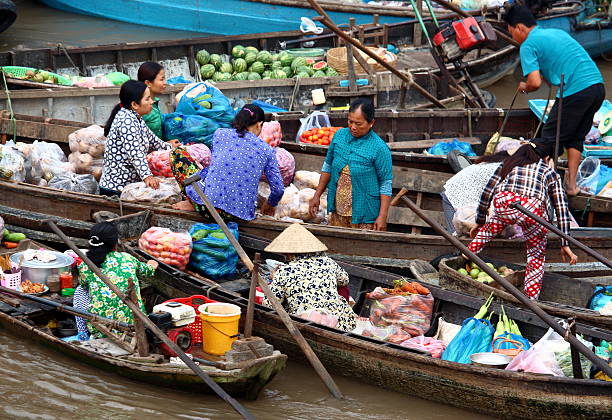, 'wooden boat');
0,243,286,400
438,255,612,329
103,213,612,419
